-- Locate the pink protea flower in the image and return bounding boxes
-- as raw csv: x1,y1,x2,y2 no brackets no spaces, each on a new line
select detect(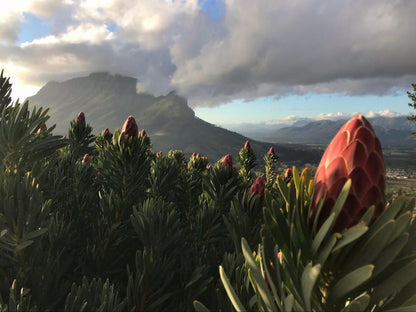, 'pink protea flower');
76,112,85,125
221,154,233,168
121,116,138,138
310,114,386,232
249,176,265,202
268,147,275,155
244,140,251,150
